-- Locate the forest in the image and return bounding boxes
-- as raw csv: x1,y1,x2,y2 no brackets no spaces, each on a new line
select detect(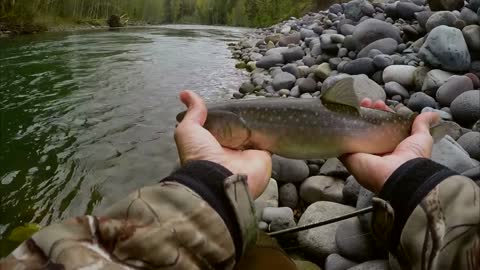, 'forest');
0,0,334,30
